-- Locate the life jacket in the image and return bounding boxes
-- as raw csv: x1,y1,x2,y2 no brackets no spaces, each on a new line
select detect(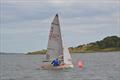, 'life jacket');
52,59,60,66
